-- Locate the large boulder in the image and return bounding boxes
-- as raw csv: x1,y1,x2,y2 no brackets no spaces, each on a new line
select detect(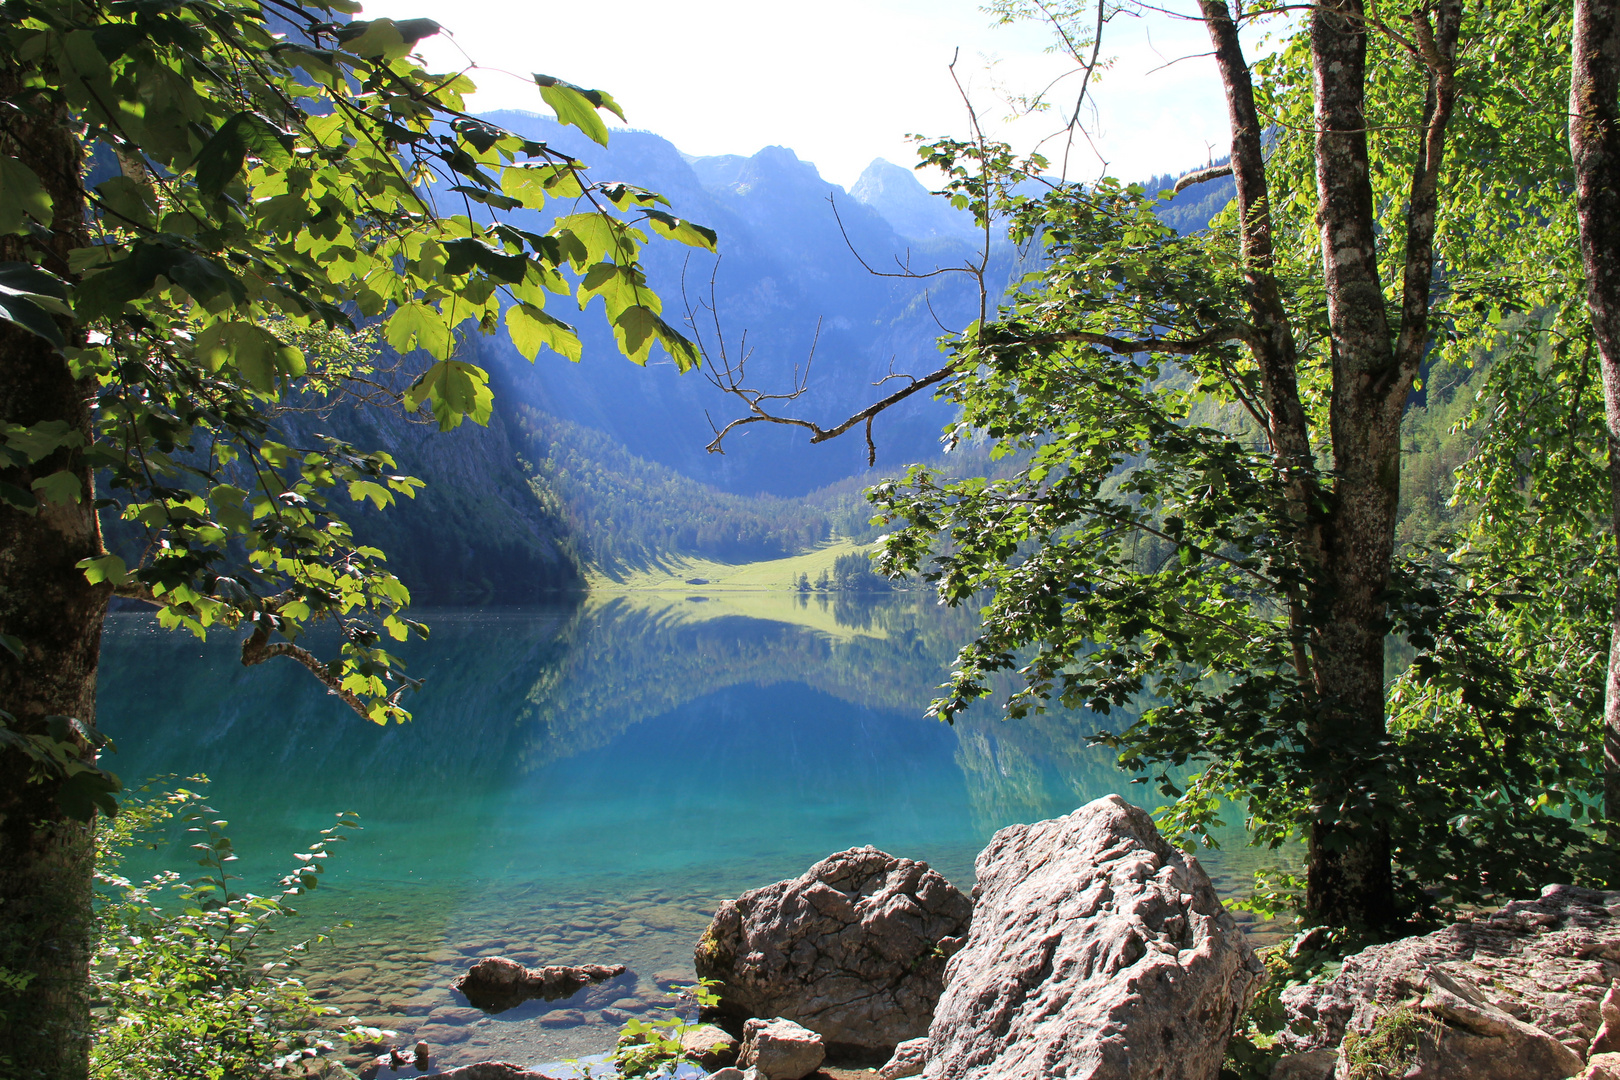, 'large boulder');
922,794,1263,1080
695,845,972,1057
1280,883,1620,1078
